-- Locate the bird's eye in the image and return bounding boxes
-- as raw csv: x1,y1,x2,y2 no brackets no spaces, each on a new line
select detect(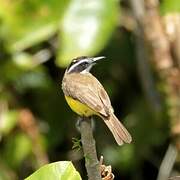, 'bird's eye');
82,62,88,67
